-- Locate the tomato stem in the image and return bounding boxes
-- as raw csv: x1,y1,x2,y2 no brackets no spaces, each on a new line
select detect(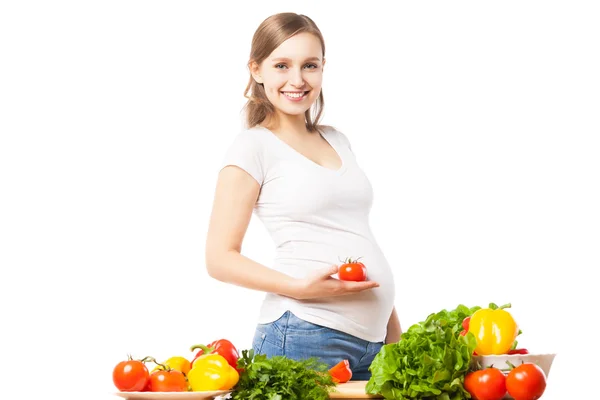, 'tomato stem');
338,256,363,264
143,356,170,371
